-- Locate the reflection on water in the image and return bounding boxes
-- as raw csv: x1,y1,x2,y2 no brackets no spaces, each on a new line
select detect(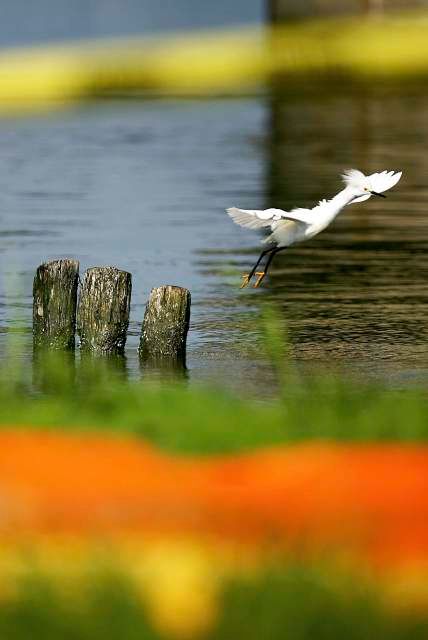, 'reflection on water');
264,90,428,385
0,90,427,392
